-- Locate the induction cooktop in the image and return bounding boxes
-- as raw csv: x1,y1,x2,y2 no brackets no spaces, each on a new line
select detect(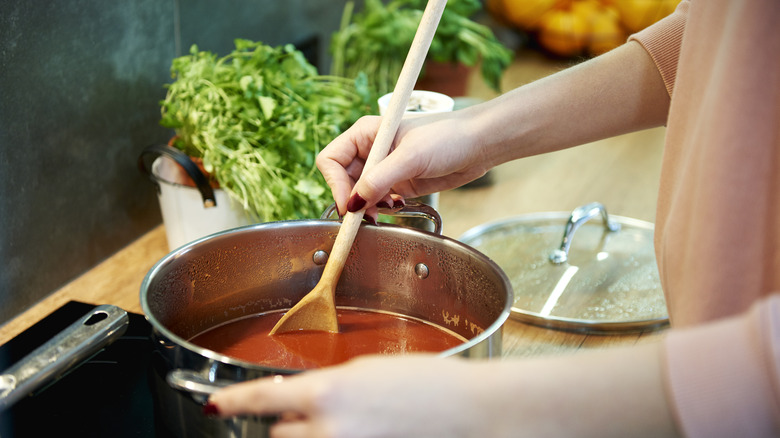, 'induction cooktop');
0,301,162,437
